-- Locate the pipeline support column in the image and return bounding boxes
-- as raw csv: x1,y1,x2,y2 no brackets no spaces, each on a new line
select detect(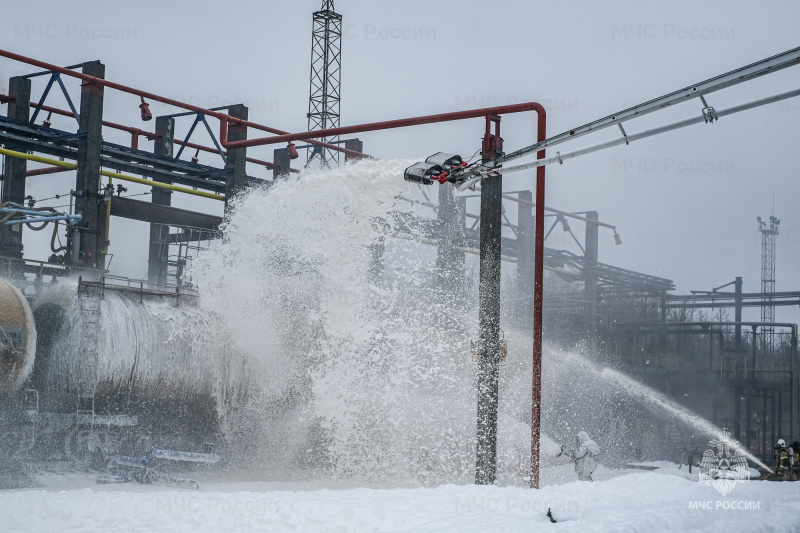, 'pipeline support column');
734,277,743,351
273,148,291,180
517,190,534,326
148,116,175,285
475,114,503,485
436,182,465,299
74,61,105,274
344,138,364,162
0,76,31,264
225,104,249,200
584,211,599,331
